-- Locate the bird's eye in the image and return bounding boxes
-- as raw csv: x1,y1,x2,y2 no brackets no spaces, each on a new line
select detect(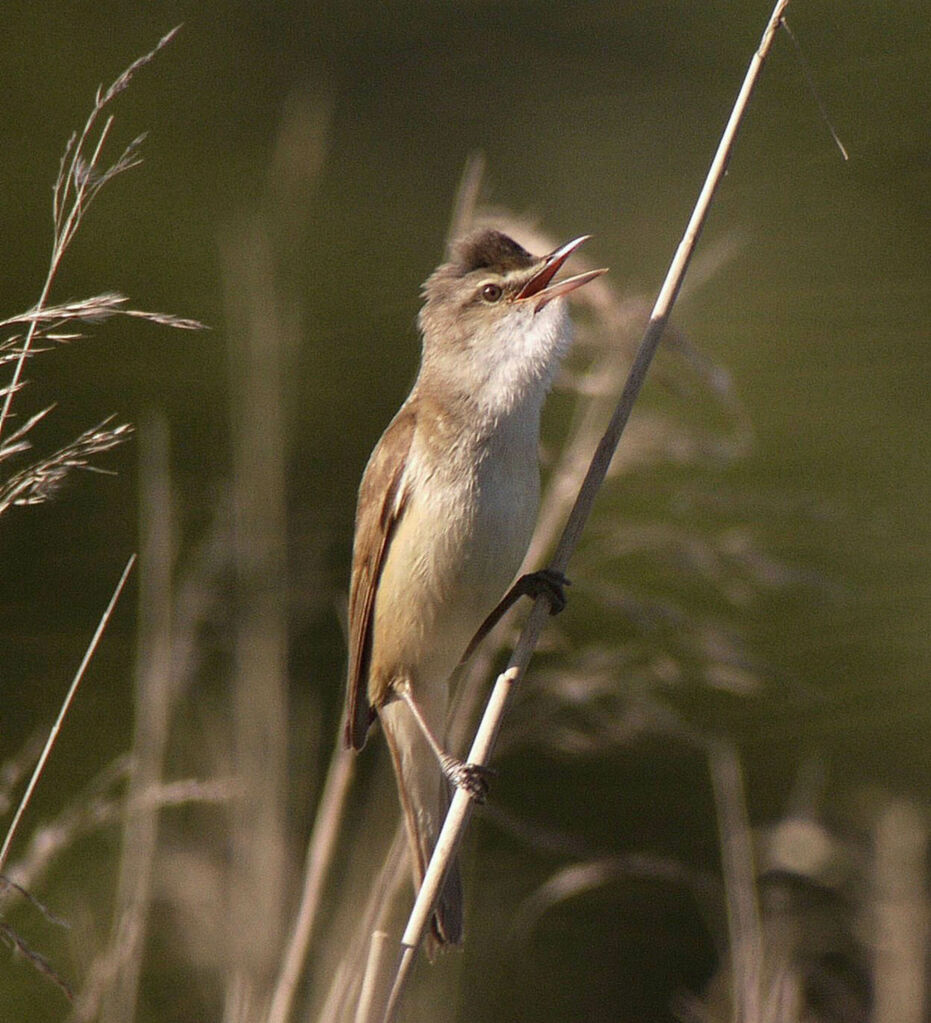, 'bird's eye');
481,283,503,303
